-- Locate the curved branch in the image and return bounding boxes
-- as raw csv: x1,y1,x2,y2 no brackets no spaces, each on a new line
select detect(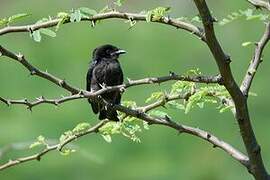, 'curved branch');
0,11,205,41
0,120,107,171
241,22,270,96
0,44,222,109
0,95,249,171
194,0,269,179
0,45,79,94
